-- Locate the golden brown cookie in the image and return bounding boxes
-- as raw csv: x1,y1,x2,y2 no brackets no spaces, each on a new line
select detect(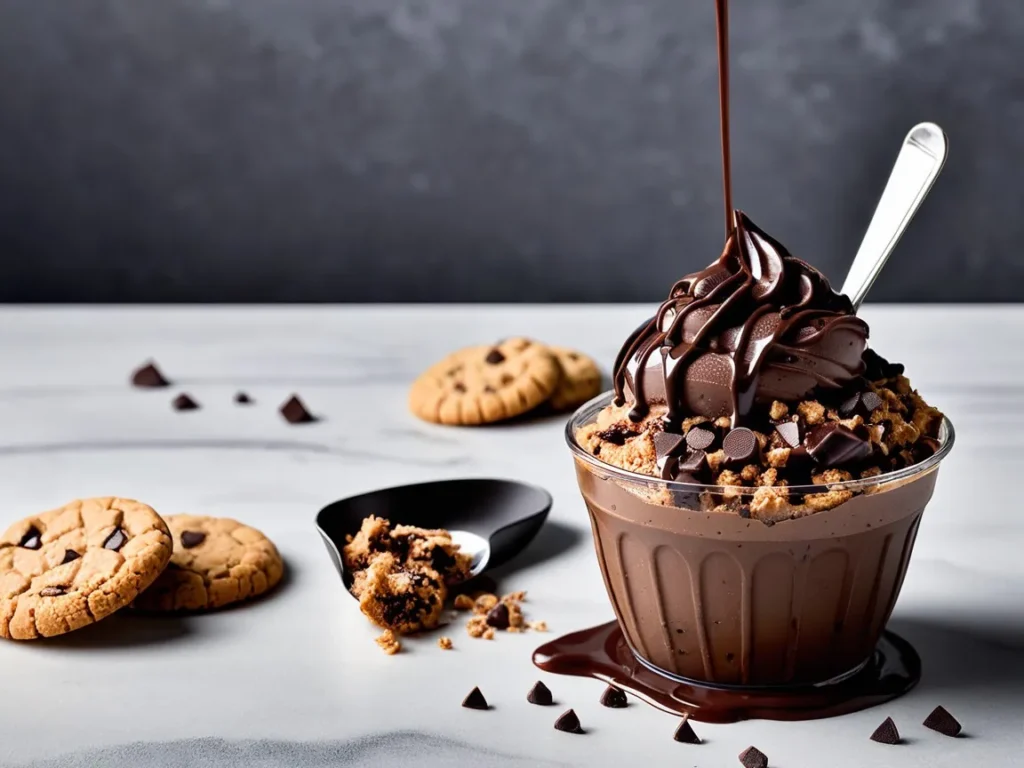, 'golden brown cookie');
132,515,283,612
0,498,173,640
548,346,603,411
409,338,561,425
